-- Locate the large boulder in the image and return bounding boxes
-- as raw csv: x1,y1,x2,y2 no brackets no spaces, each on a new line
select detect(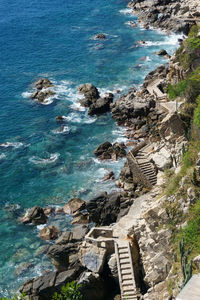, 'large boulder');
39,225,59,240
88,93,113,115
151,147,172,171
86,192,129,226
63,198,86,215
111,90,155,125
79,243,107,273
19,269,79,300
78,83,99,106
94,141,126,160
78,272,107,300
21,206,47,225
34,78,53,90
